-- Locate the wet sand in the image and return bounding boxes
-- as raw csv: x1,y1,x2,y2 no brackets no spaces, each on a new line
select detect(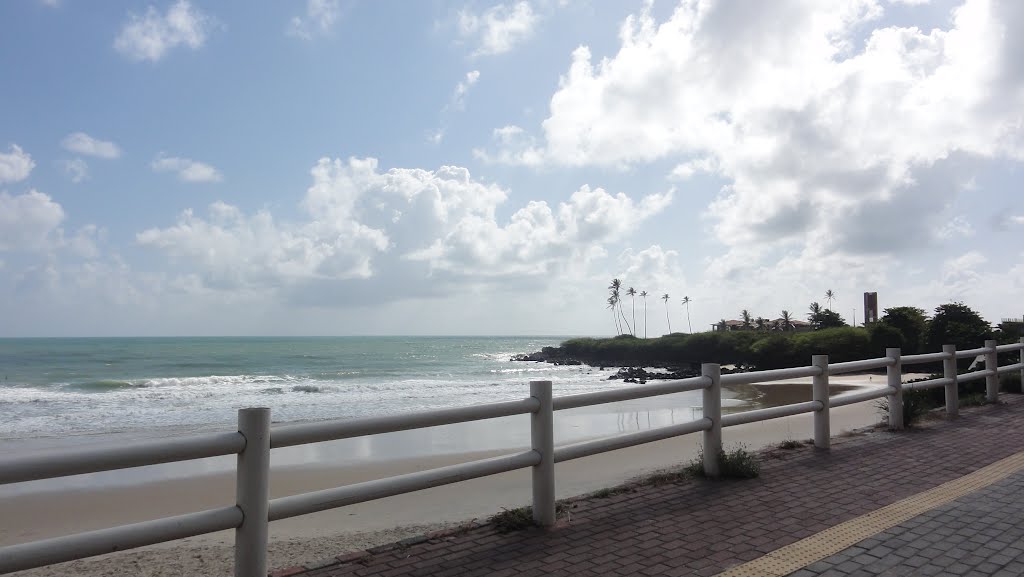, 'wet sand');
1,375,899,576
